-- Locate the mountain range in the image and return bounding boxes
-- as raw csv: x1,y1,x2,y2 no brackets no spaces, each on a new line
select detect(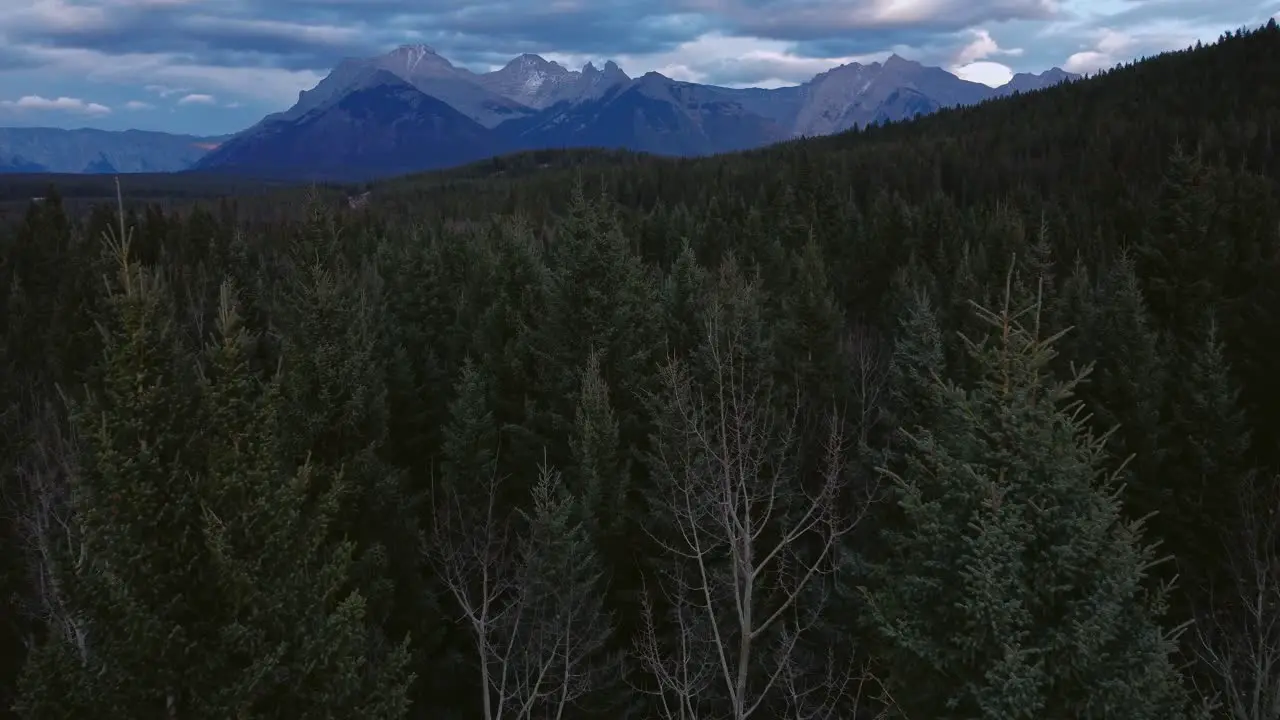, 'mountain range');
0,127,228,174
1,45,1078,181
